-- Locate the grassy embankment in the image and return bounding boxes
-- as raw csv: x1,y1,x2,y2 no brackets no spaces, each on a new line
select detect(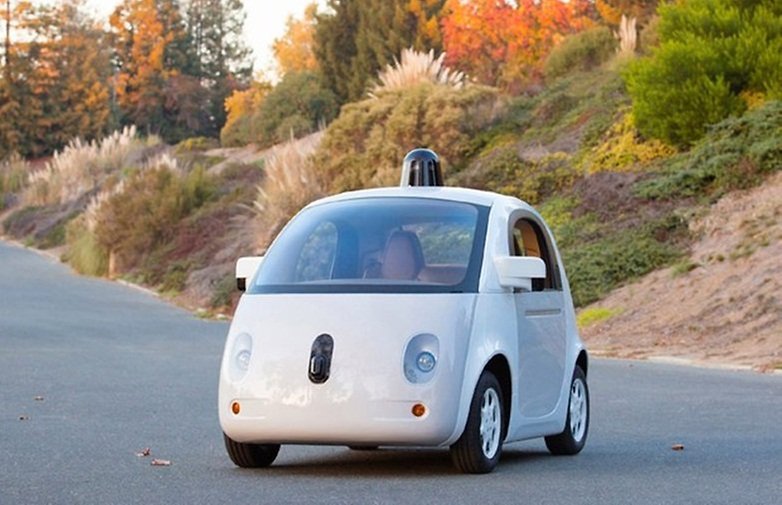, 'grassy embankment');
1,47,780,318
